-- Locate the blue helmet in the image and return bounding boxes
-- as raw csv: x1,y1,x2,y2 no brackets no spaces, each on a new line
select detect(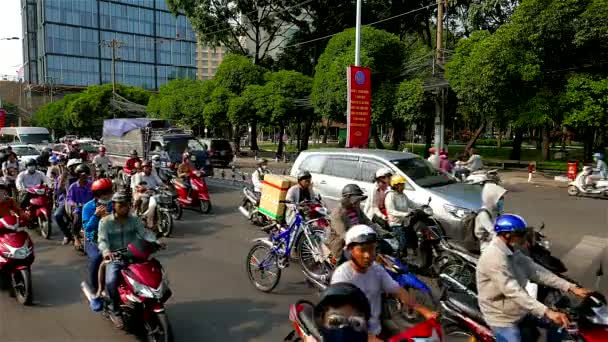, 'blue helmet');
593,153,604,160
494,214,528,234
